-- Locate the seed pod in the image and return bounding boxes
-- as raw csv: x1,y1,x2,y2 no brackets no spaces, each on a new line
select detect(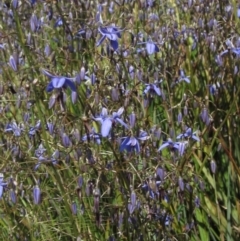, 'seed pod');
71,91,77,104
194,196,200,208
9,55,17,71
130,190,136,206
9,189,17,204
33,185,41,204
178,177,184,191
78,176,84,188
48,94,56,109
177,112,182,124
80,67,86,81
183,105,188,116
61,133,72,147
129,112,136,128
71,202,77,215
210,160,216,174
111,87,119,101
47,122,54,135
44,44,51,57
157,168,165,181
